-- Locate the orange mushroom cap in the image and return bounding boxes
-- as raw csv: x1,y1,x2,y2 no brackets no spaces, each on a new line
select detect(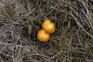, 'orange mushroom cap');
42,19,55,34
37,29,50,42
